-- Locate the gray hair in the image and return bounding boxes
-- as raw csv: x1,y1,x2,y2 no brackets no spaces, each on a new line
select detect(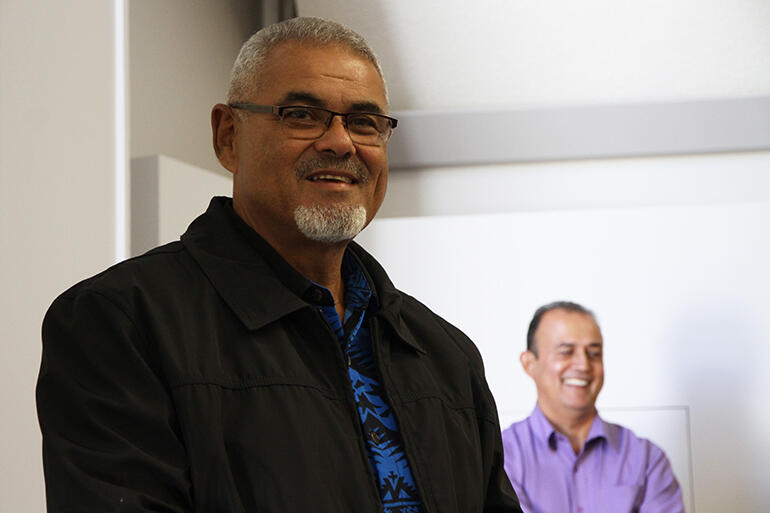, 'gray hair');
226,17,387,104
526,301,598,356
